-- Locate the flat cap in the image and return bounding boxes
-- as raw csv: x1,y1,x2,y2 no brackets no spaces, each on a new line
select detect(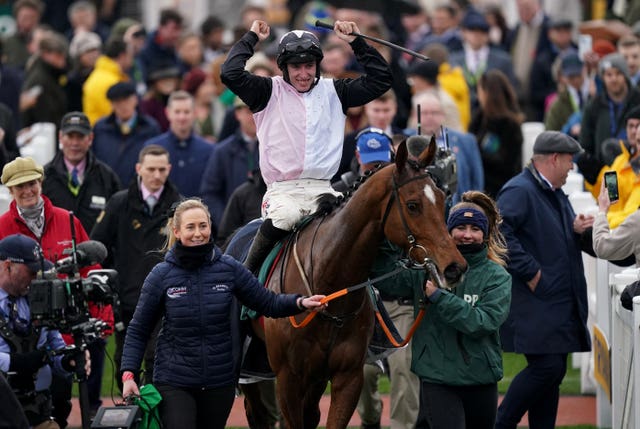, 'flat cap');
533,131,583,155
1,156,44,187
106,81,137,100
